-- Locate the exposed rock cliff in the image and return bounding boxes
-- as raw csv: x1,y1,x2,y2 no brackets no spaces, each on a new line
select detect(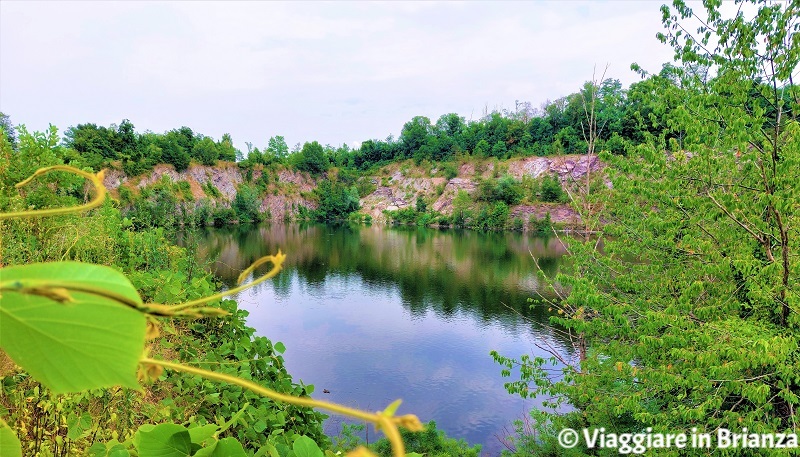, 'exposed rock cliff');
104,154,603,228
